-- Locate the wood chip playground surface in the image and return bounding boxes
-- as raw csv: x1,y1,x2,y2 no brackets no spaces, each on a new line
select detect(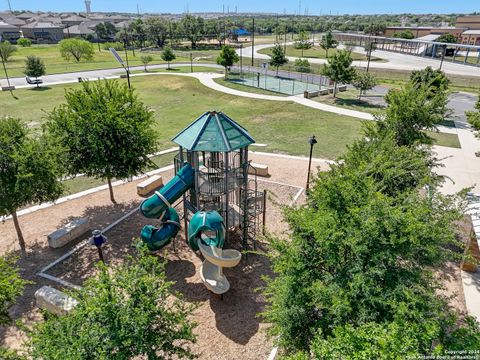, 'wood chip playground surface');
0,152,468,359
